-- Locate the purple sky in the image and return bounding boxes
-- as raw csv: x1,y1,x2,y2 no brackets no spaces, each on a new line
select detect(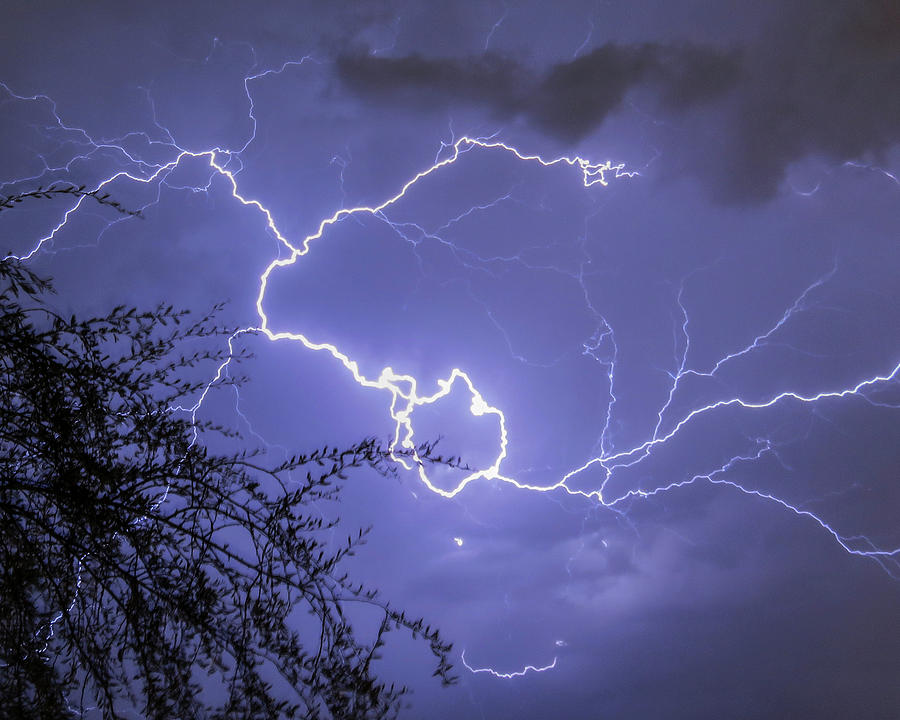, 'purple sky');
2,1,899,717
